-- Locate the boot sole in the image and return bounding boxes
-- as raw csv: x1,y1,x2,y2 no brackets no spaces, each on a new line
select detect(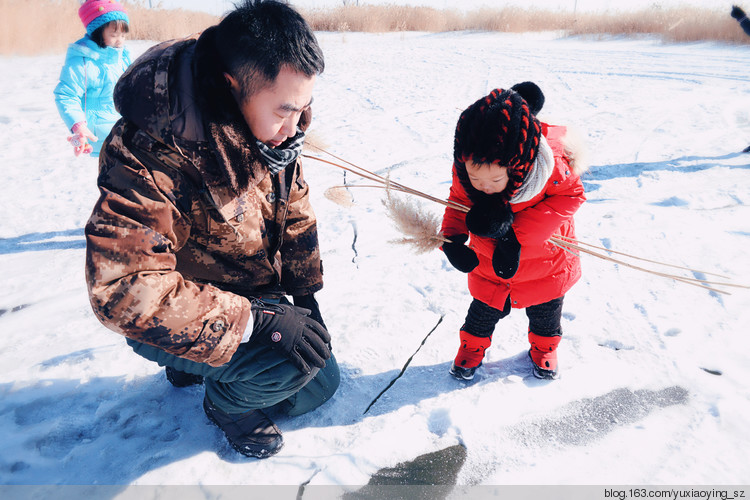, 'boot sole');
203,402,284,459
165,367,204,387
528,350,559,380
449,364,478,381
531,366,560,380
